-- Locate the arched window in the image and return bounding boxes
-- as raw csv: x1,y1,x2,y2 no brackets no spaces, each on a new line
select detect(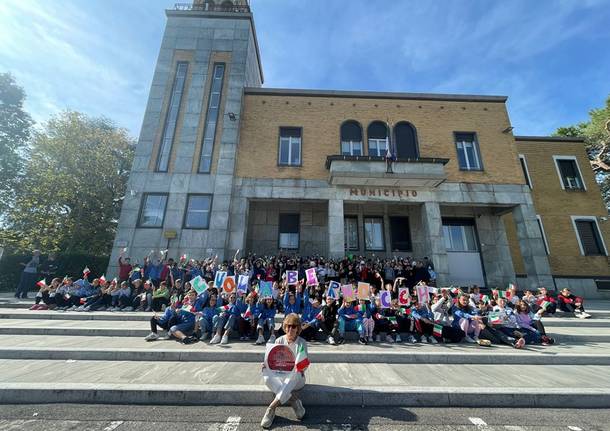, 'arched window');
367,121,388,157
394,121,419,159
340,120,363,156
